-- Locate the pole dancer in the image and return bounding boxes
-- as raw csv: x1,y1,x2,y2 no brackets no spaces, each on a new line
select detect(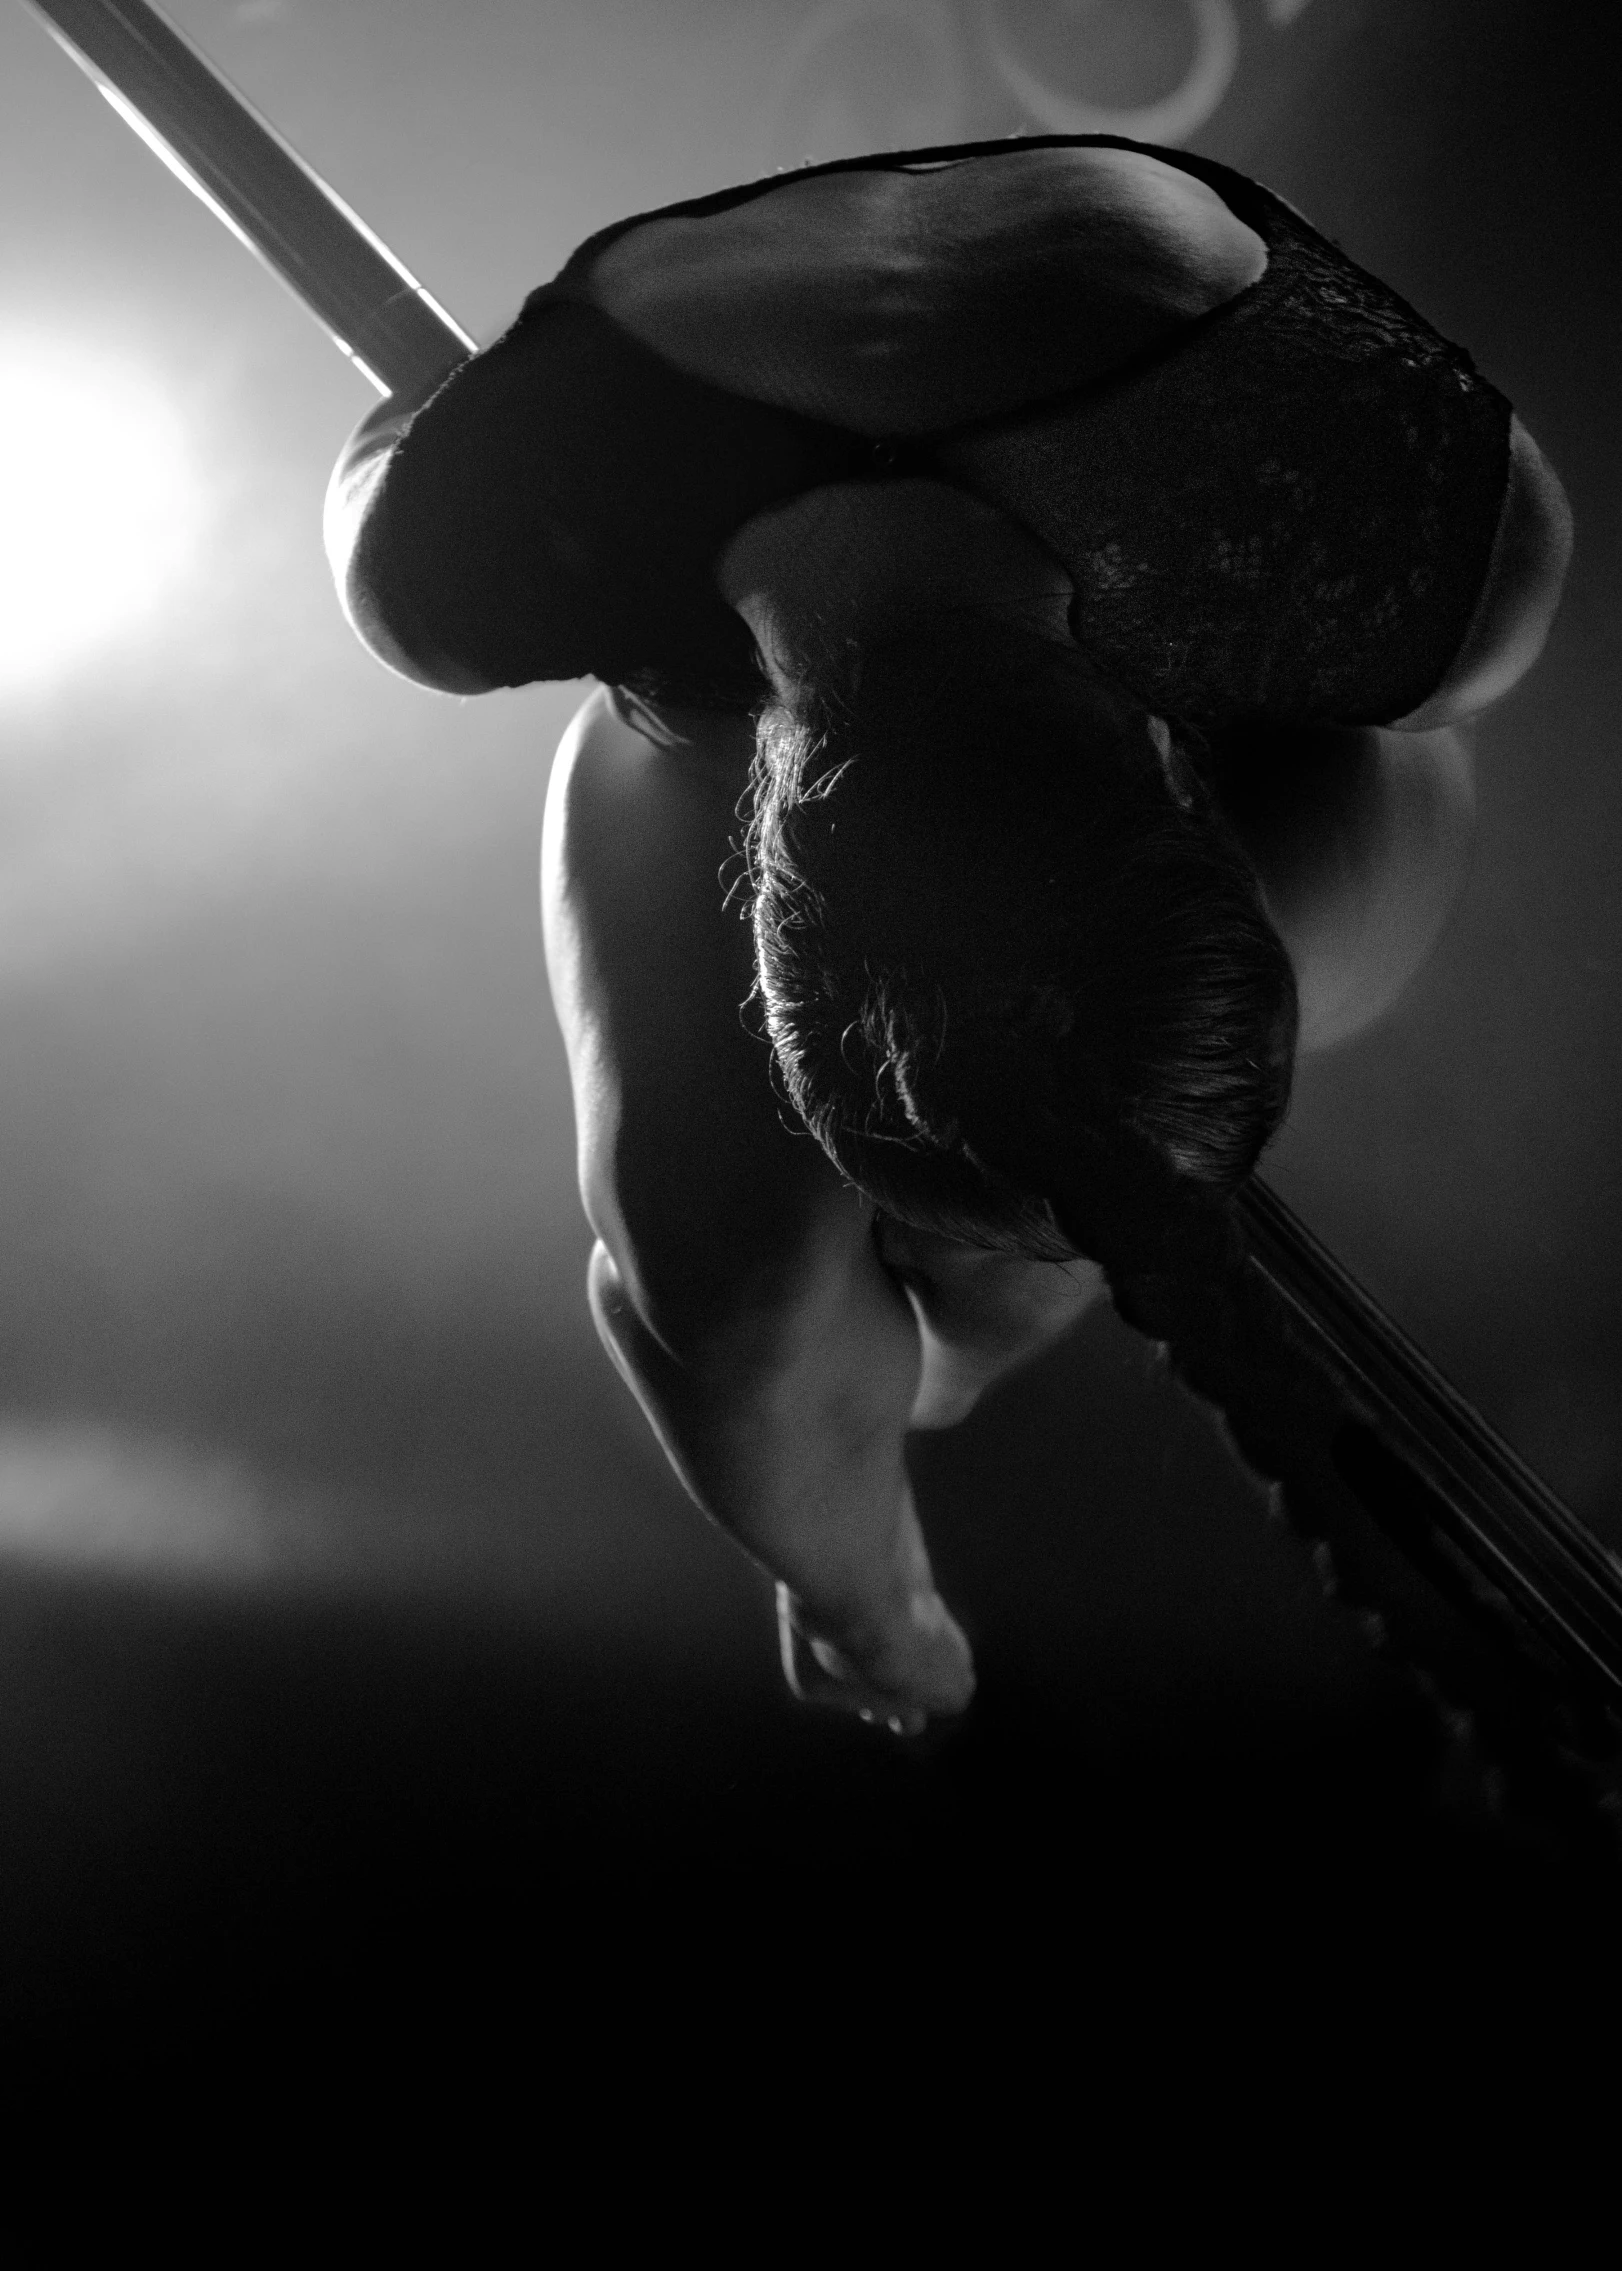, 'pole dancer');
25,0,1622,1805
